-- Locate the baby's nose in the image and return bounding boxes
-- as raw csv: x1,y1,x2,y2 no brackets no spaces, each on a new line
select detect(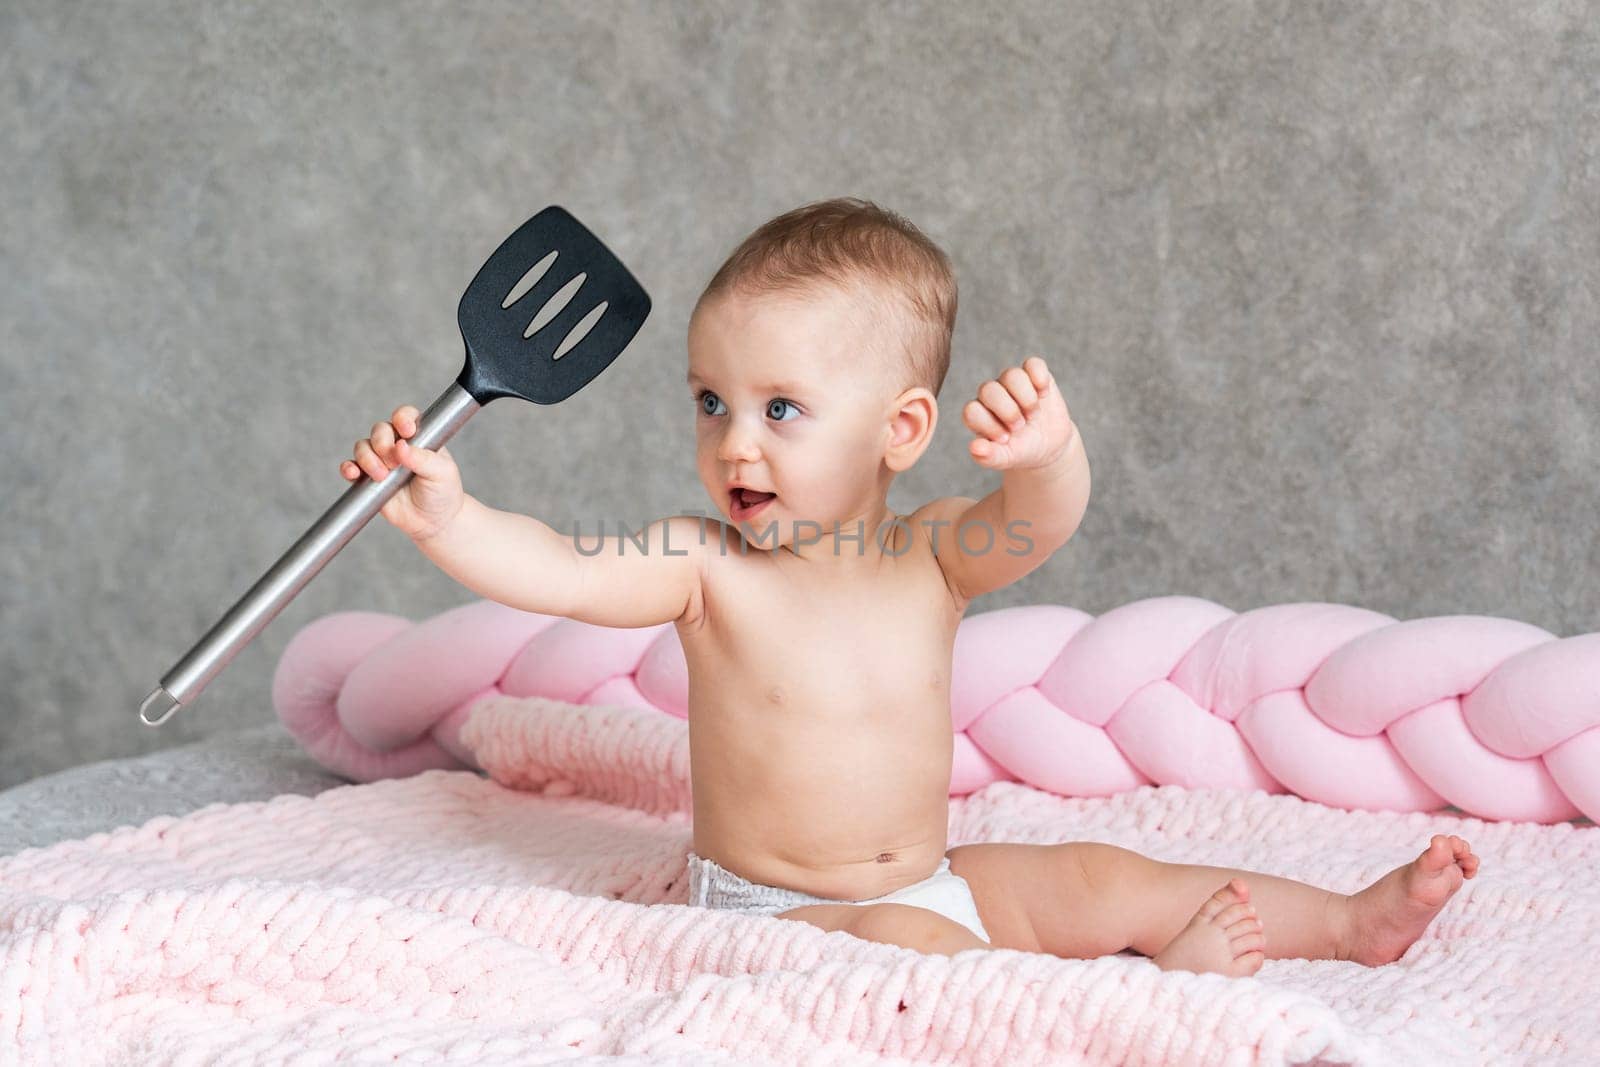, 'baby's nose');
715,422,762,463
